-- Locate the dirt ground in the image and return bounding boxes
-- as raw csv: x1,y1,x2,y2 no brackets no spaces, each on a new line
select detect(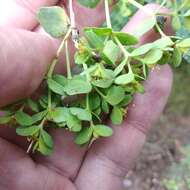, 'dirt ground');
123,115,190,190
